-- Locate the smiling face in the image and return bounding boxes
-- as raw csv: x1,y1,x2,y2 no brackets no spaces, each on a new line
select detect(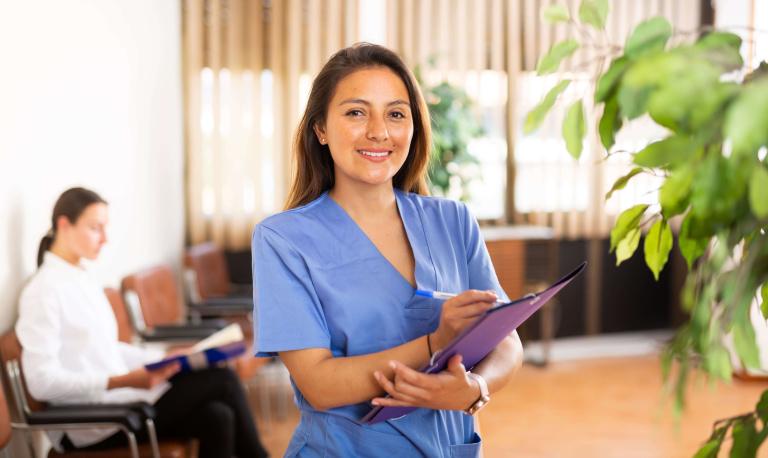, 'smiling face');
313,66,414,191
56,202,109,261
